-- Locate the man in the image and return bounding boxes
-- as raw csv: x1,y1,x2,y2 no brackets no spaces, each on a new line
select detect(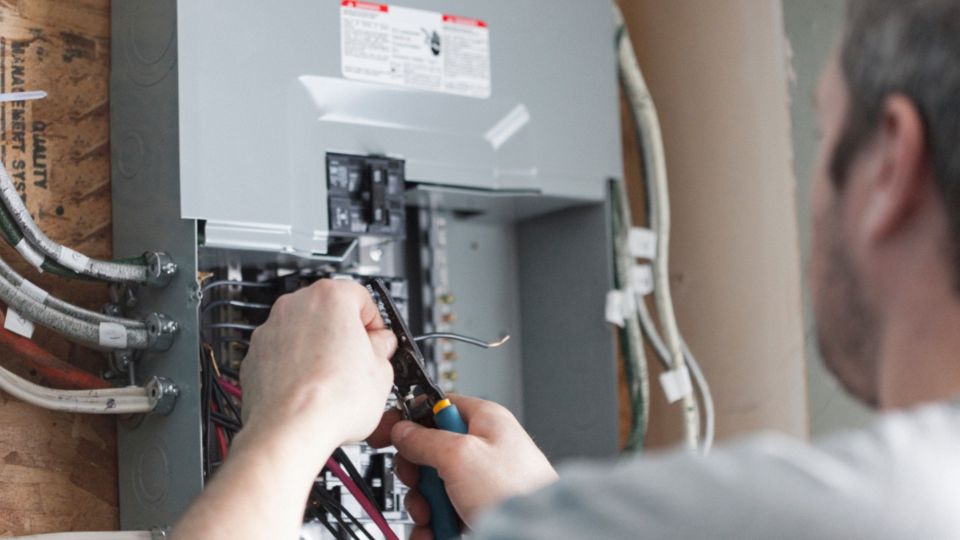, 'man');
173,0,960,538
